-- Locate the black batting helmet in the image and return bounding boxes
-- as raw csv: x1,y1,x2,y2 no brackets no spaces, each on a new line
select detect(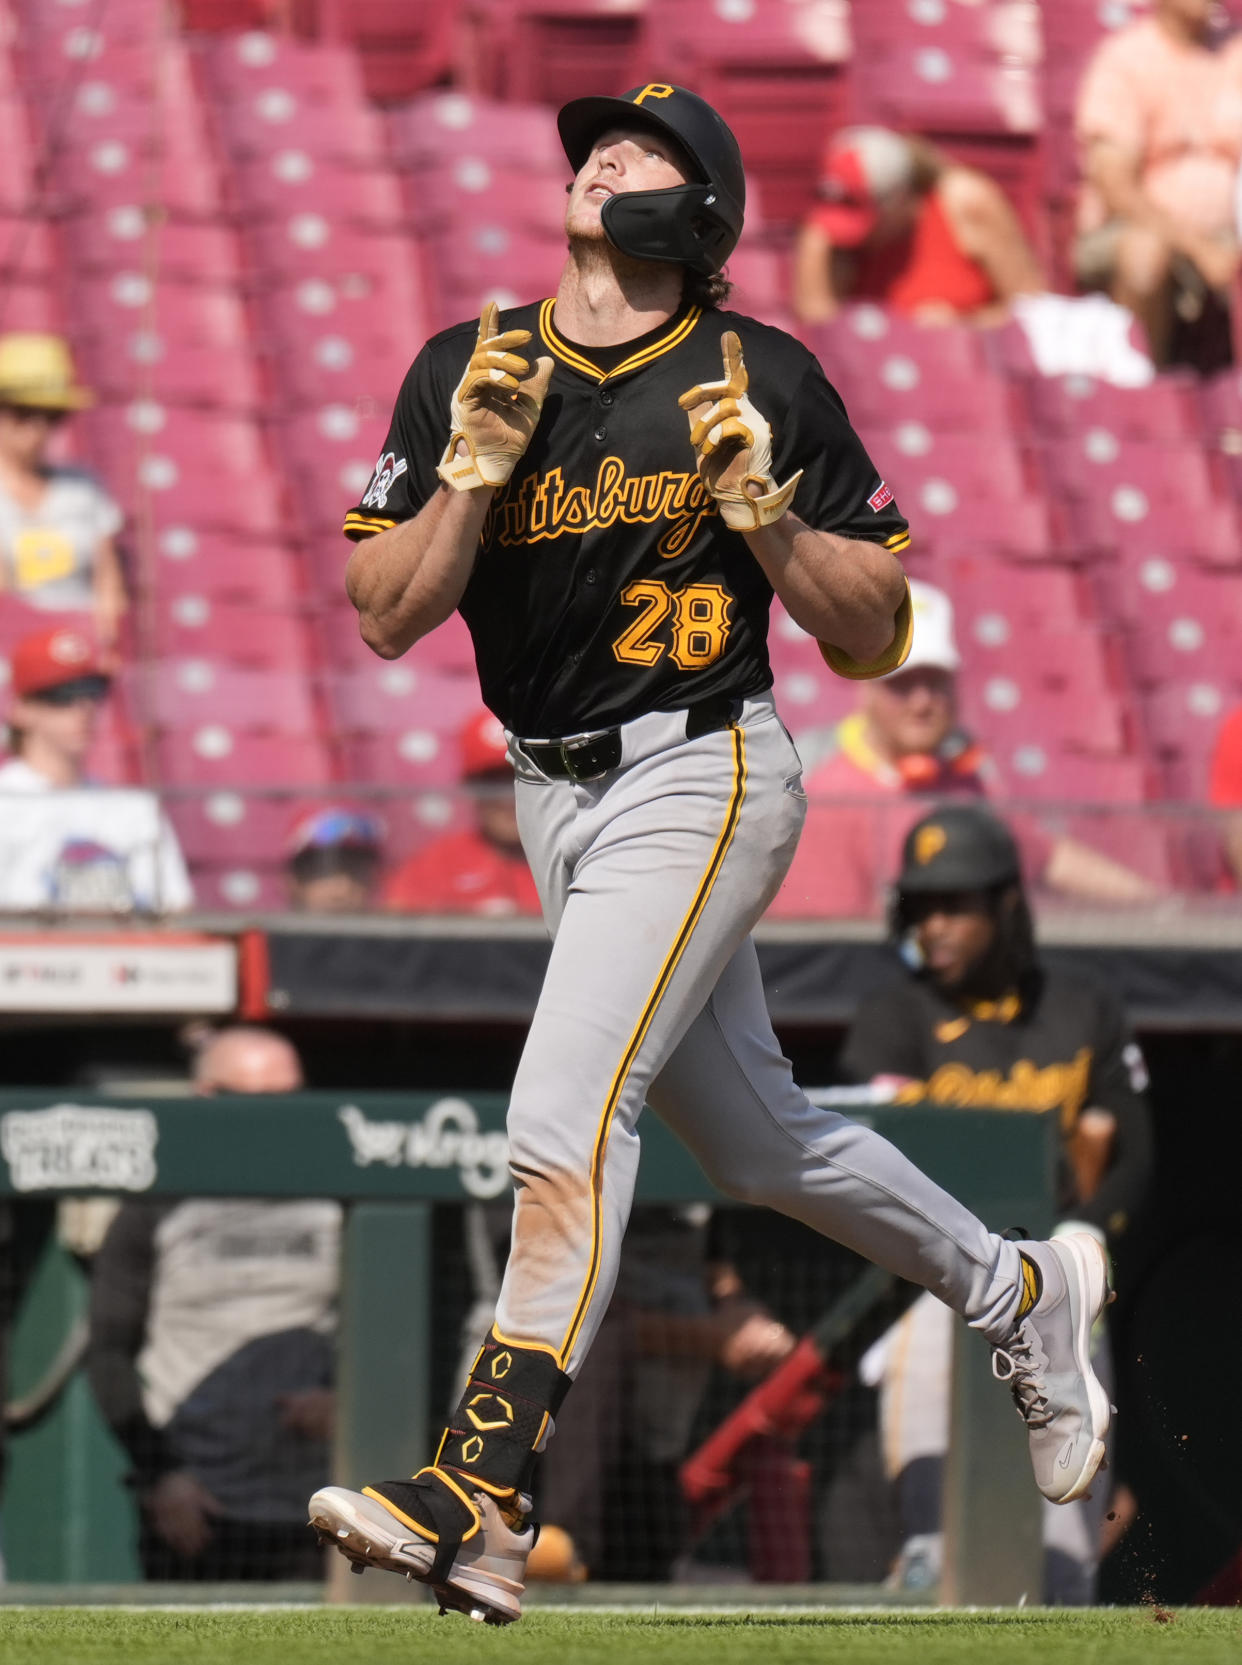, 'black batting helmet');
895,804,1023,899
557,83,745,276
